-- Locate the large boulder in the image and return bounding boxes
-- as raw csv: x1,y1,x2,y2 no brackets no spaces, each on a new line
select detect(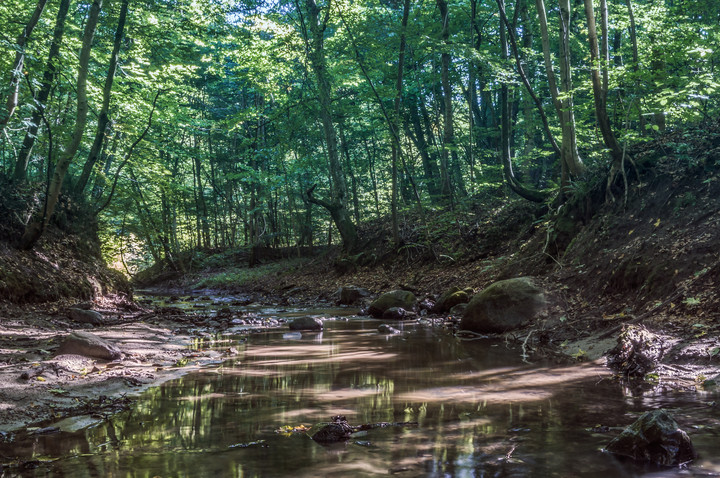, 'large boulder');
433,286,472,313
460,277,546,333
289,316,323,331
605,409,696,466
368,290,416,318
56,331,122,360
337,285,371,305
